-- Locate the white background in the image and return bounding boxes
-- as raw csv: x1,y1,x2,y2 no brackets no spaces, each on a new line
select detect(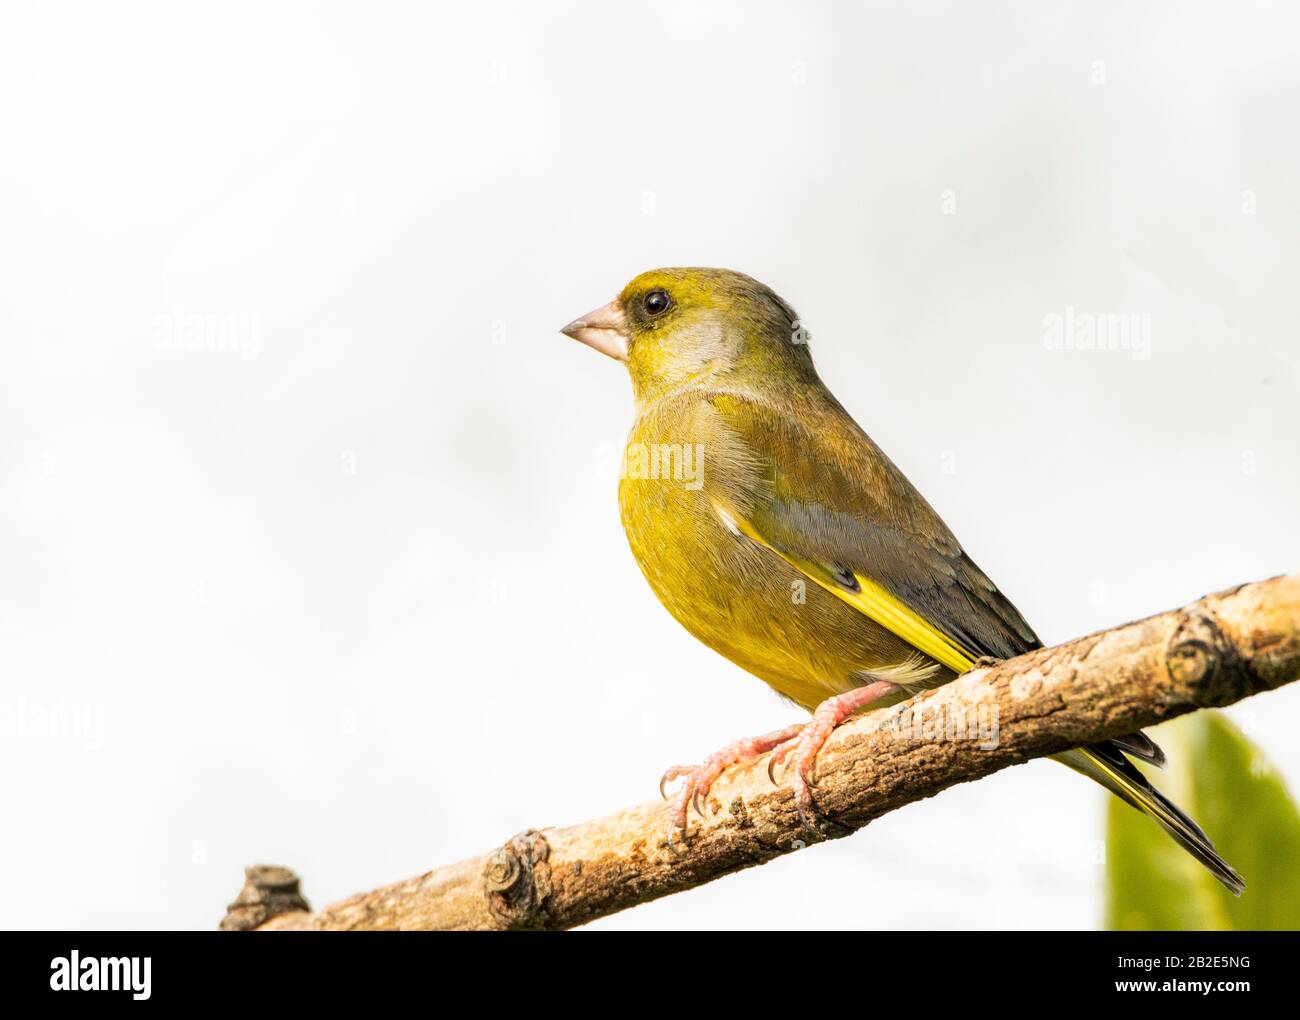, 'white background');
1,0,1297,930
